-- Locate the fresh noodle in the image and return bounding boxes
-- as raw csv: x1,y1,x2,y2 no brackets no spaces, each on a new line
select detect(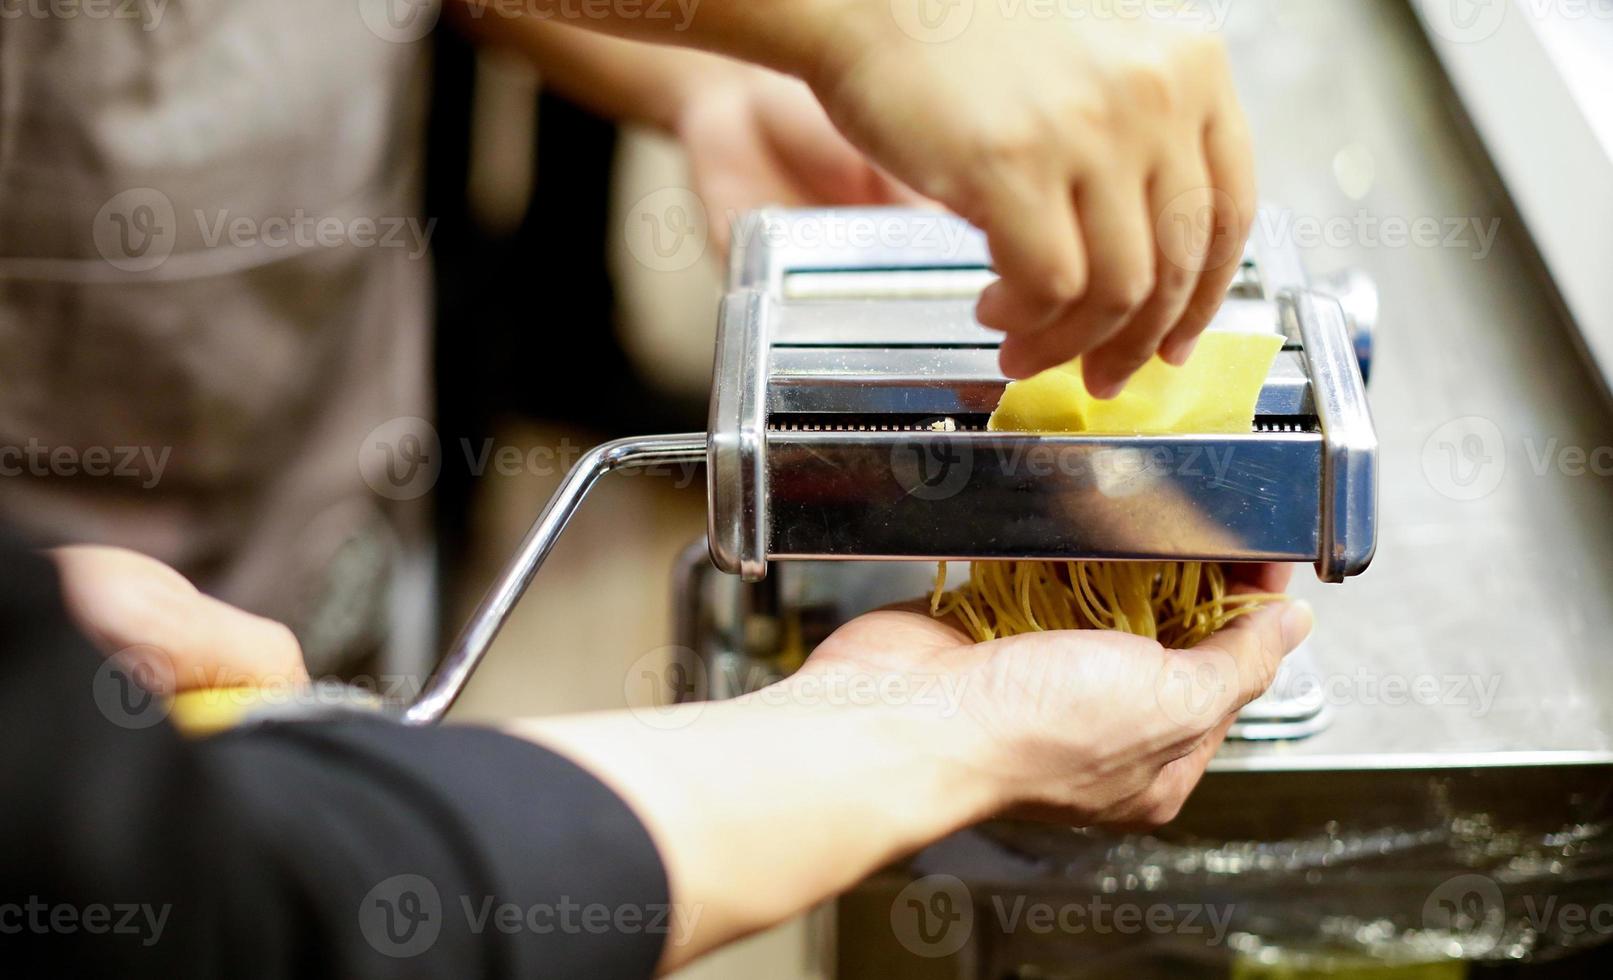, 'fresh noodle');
929,560,1283,649
935,333,1291,648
